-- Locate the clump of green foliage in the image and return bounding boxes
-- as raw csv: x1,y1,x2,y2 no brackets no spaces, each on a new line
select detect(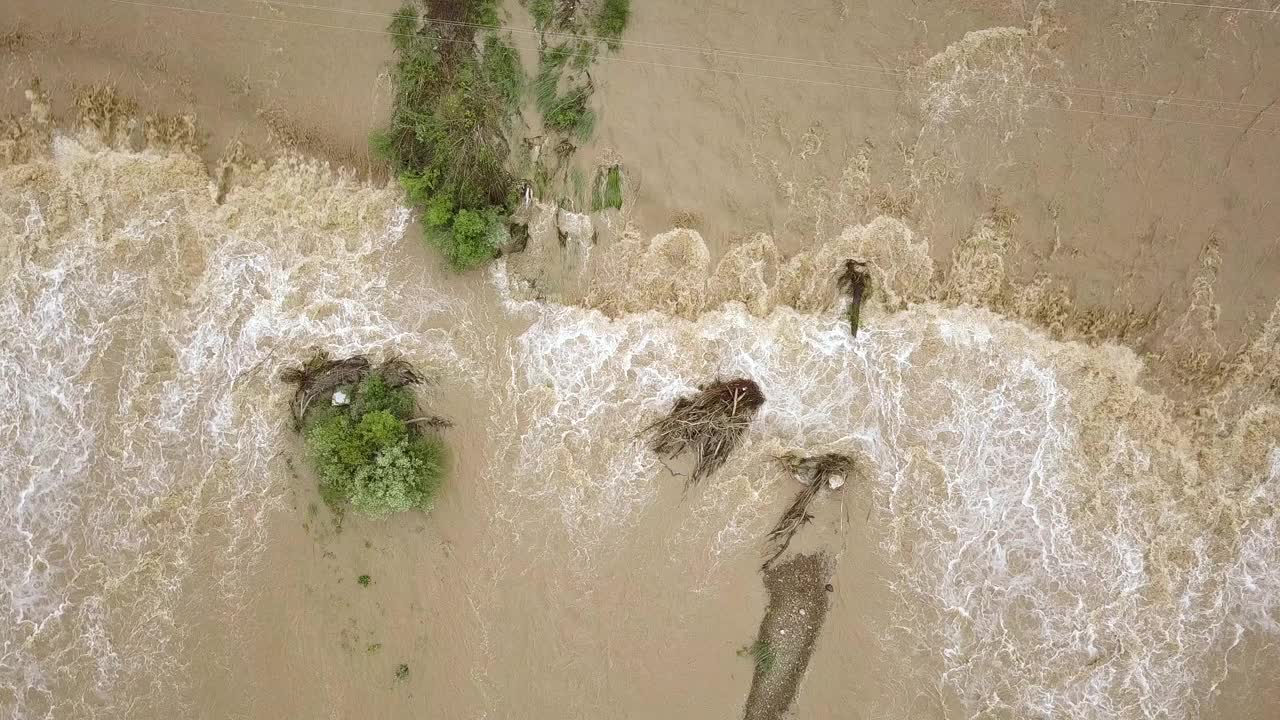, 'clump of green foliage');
396,663,411,680
357,574,372,587
593,0,630,49
373,2,524,271
284,353,450,519
529,0,555,29
739,639,776,674
591,165,623,211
